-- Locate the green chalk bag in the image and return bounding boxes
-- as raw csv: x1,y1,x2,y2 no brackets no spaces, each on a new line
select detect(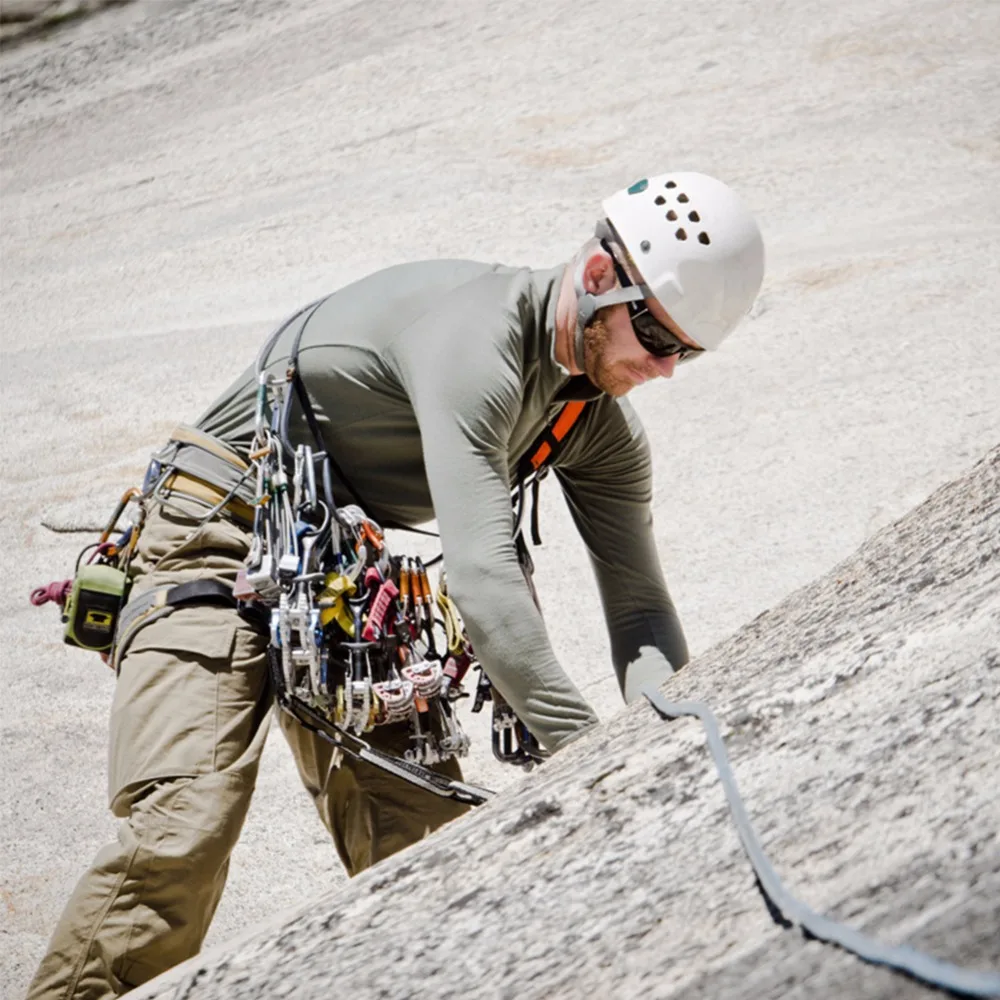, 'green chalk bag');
62,563,129,652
